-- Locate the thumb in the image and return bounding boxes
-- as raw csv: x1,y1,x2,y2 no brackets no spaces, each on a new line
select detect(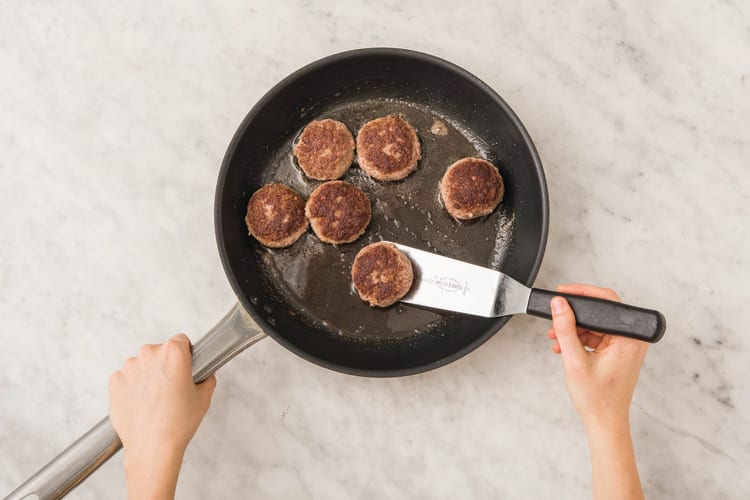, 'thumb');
551,297,586,367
